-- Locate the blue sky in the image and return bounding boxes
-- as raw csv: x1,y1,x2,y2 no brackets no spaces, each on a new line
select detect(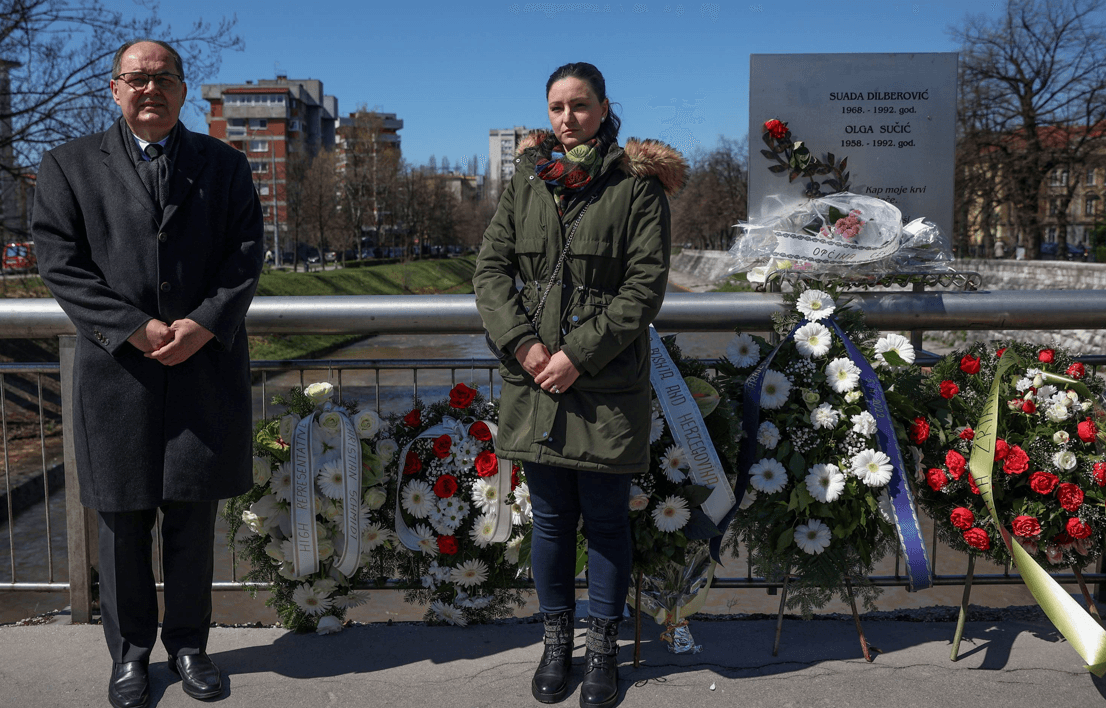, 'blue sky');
135,0,1005,169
